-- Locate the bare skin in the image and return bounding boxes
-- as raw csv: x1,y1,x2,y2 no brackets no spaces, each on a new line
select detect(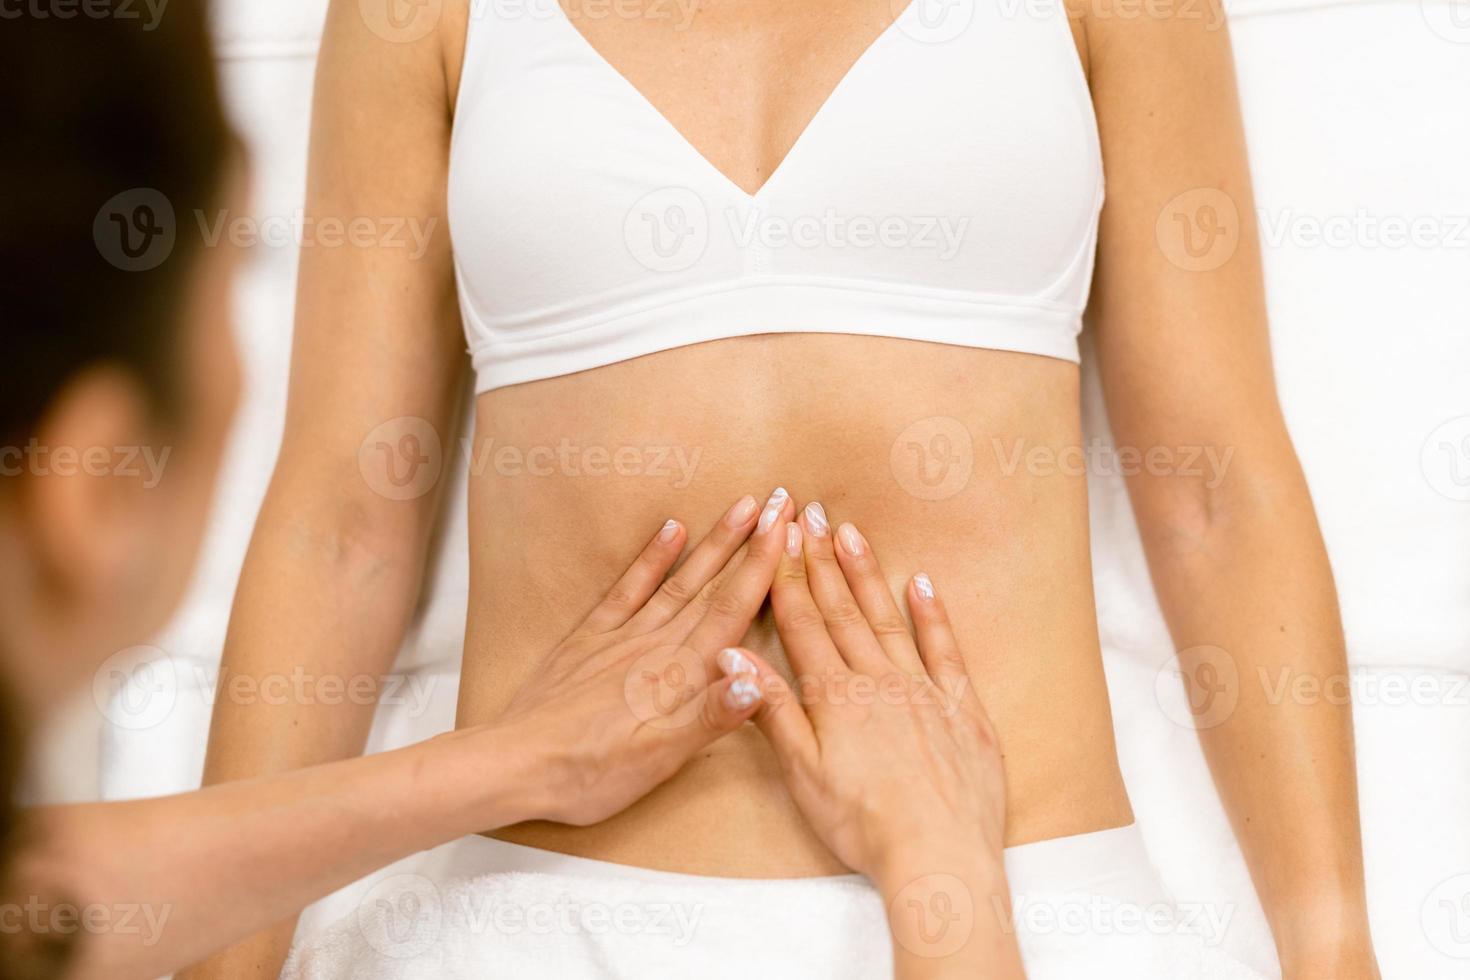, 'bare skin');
188,0,1378,976
463,342,1122,876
